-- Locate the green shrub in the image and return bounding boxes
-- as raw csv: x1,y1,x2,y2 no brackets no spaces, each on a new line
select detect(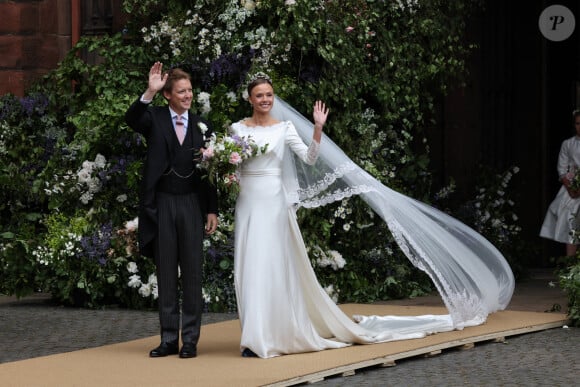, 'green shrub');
2,1,533,313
